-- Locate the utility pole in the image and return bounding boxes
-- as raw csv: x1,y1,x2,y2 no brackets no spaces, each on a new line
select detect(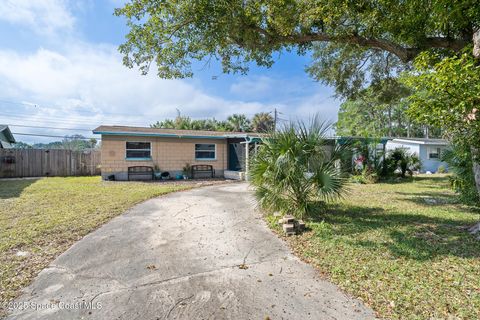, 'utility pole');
273,108,278,132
